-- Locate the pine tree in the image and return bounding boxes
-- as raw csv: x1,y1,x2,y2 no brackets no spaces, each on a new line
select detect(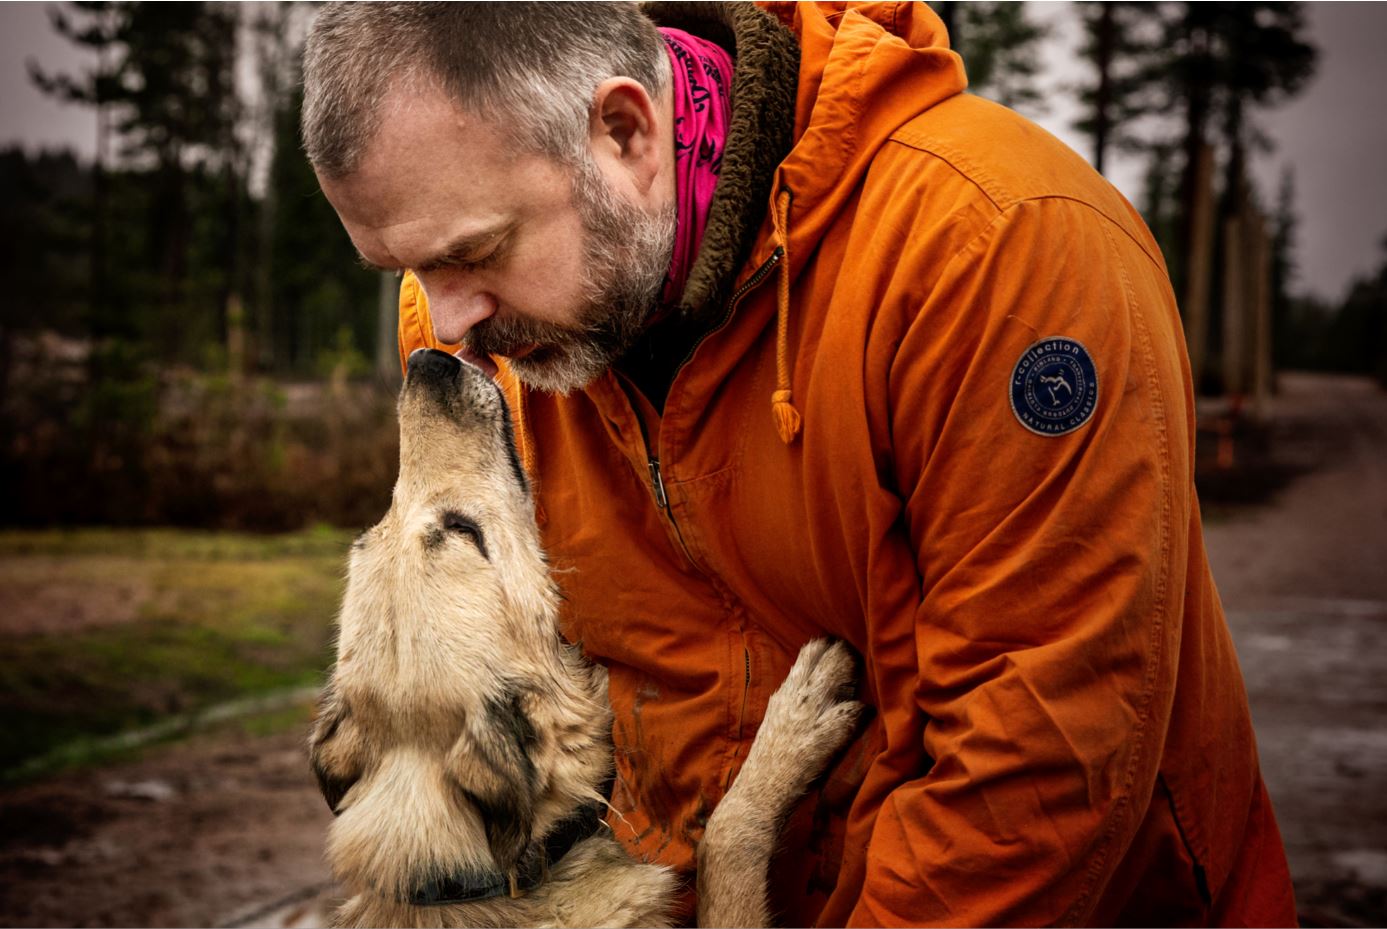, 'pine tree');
931,1,1049,112
1167,3,1317,298
1072,2,1168,175
32,2,245,361
29,1,123,338
1269,167,1299,369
